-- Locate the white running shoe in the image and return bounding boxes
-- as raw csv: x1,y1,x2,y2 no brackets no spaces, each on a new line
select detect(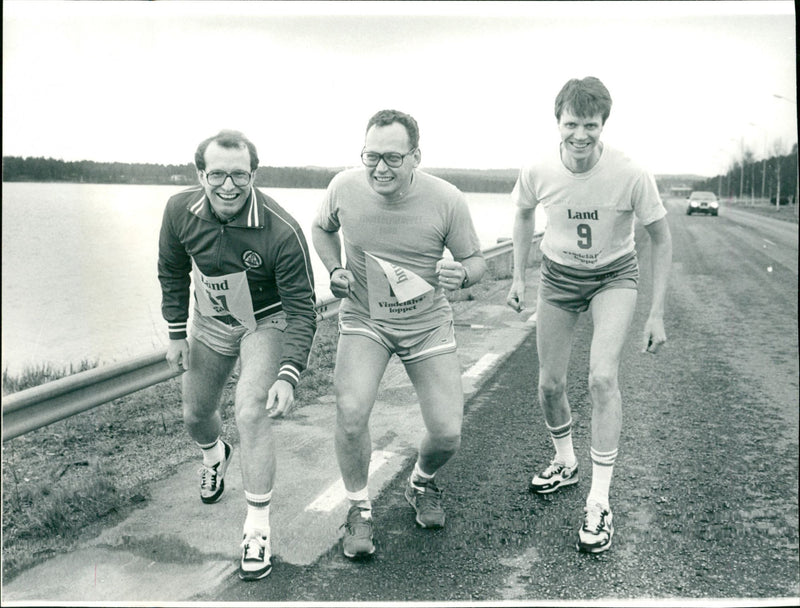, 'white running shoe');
199,440,233,504
577,501,614,553
530,459,579,494
239,529,272,580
